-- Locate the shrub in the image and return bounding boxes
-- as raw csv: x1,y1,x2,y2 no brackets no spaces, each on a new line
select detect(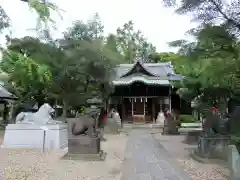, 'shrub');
179,114,196,123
